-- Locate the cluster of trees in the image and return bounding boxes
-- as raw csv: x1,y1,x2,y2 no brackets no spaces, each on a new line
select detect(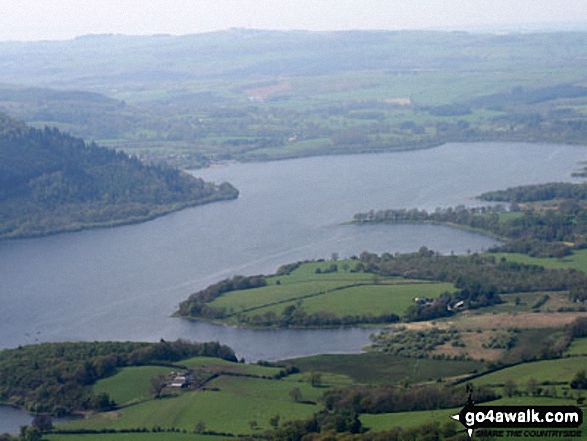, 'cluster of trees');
322,383,496,415
0,339,236,415
176,274,267,319
255,409,363,441
479,182,587,203
237,305,400,328
356,249,587,320
370,328,458,358
0,115,238,238
260,419,467,441
355,193,587,257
